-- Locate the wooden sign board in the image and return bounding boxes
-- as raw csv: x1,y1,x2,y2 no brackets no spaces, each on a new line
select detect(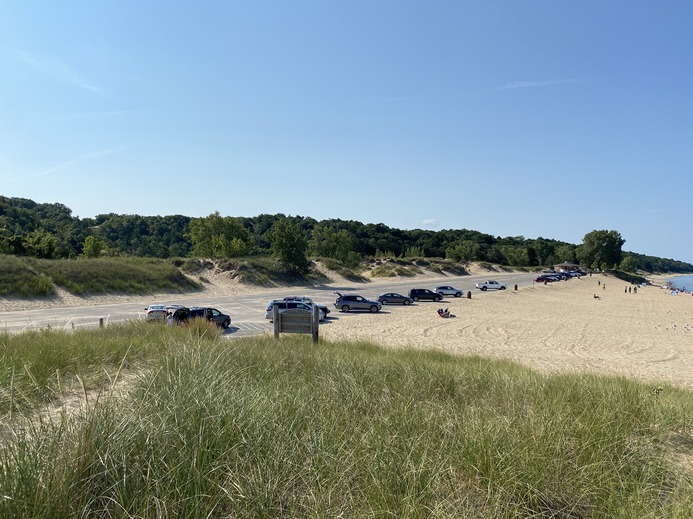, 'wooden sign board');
273,306,319,344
